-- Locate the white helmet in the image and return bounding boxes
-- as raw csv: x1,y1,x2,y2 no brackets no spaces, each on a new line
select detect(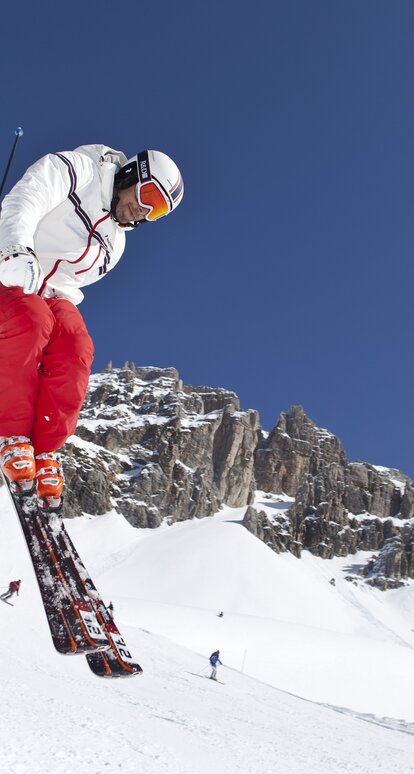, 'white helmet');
113,149,184,225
